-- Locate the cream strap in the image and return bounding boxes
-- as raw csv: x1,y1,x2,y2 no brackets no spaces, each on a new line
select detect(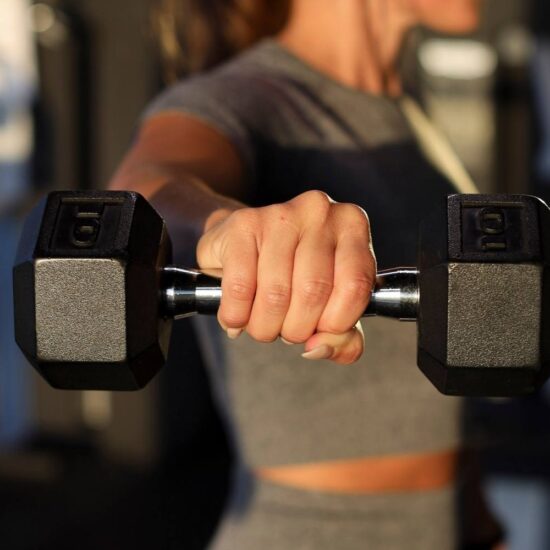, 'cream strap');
399,96,479,194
